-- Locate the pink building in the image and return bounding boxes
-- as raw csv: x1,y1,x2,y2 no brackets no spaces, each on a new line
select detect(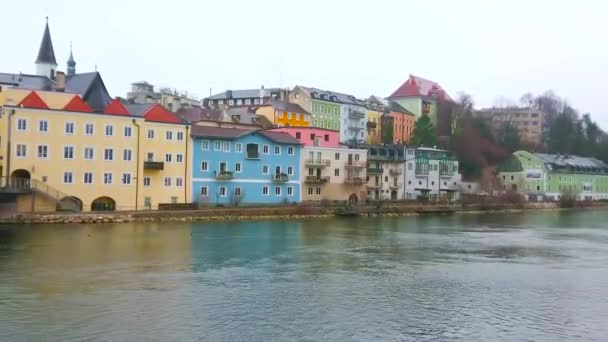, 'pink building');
268,127,342,148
